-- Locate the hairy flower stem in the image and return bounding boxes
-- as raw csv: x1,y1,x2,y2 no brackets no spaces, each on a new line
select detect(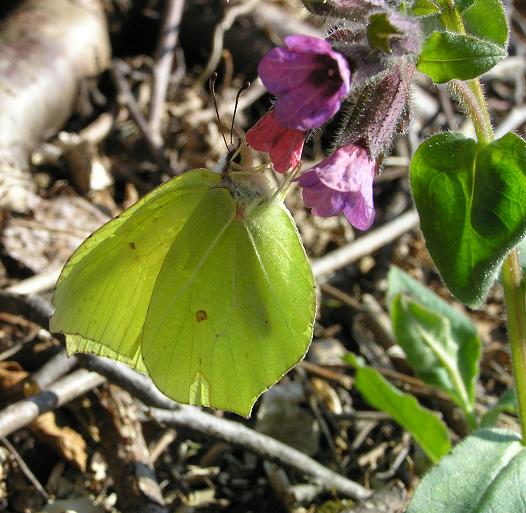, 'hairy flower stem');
449,81,493,144
444,3,526,442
